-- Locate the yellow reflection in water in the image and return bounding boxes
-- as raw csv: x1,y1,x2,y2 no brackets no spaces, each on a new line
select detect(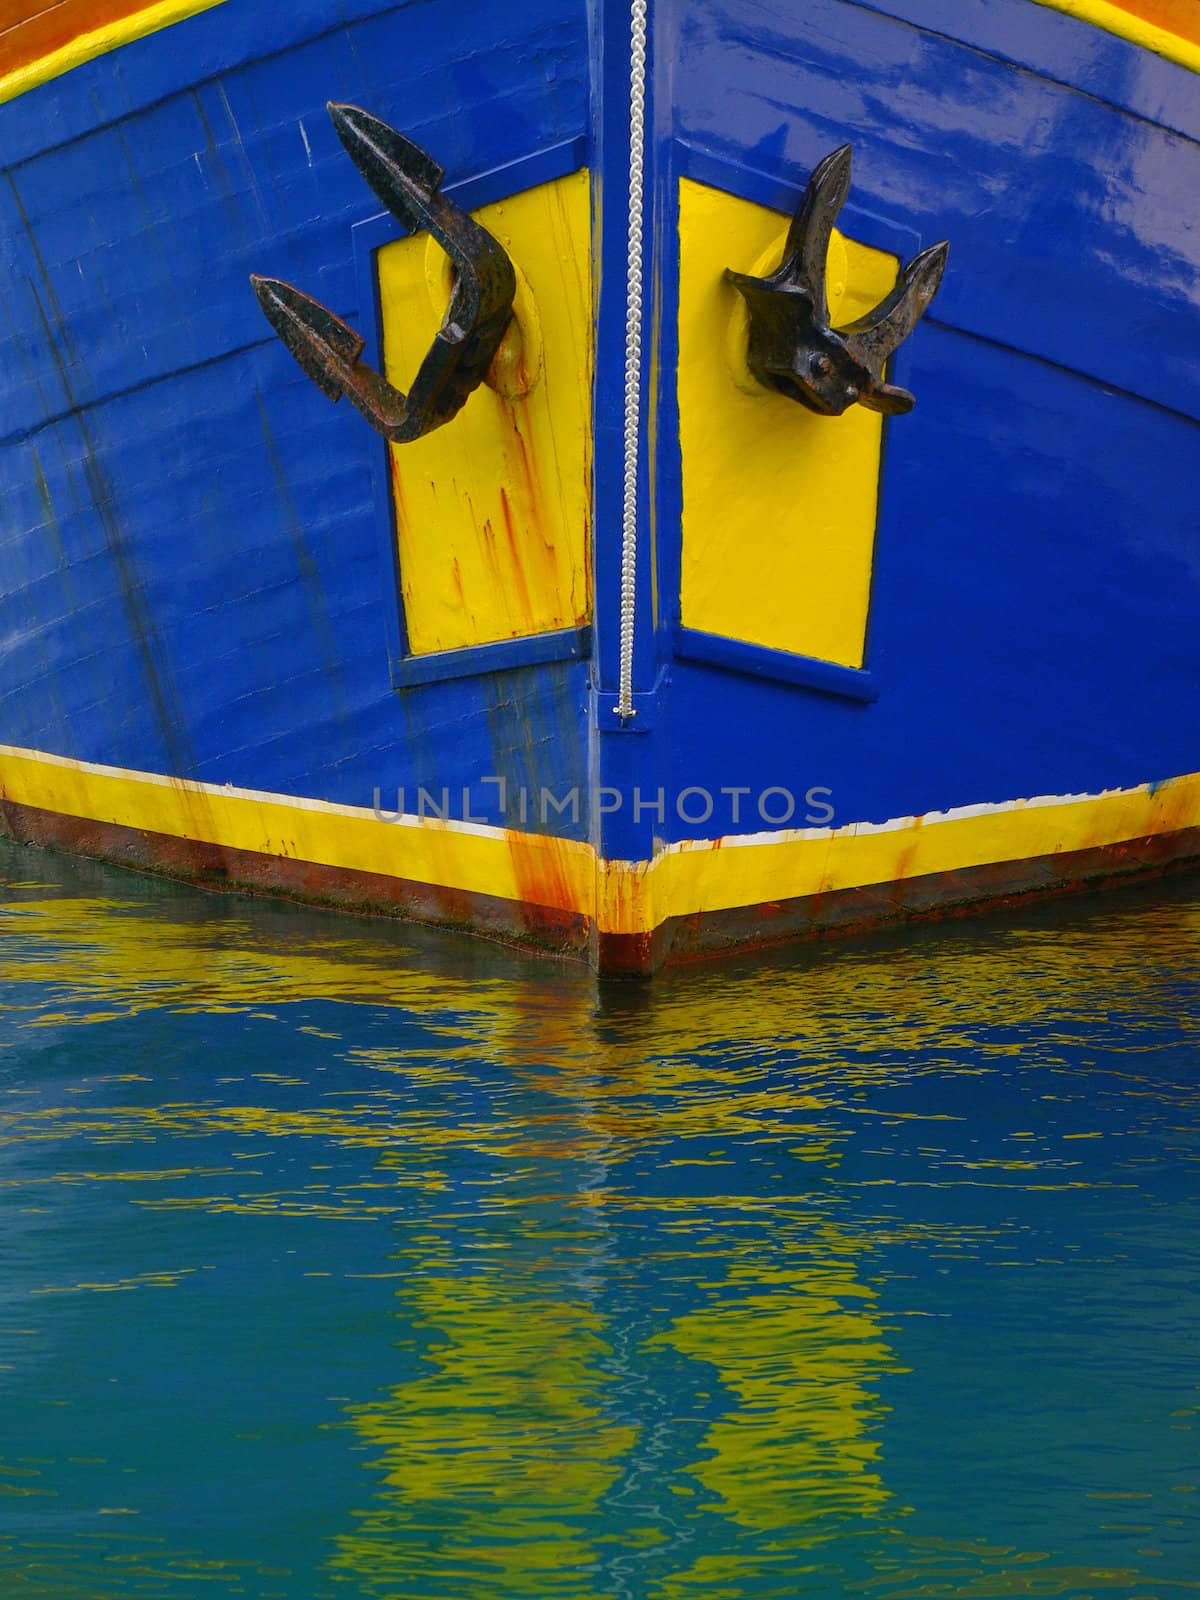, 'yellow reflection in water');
2,880,1197,1090
2,857,1198,1600
652,1253,895,1536
0,894,527,1023
332,1272,637,1599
